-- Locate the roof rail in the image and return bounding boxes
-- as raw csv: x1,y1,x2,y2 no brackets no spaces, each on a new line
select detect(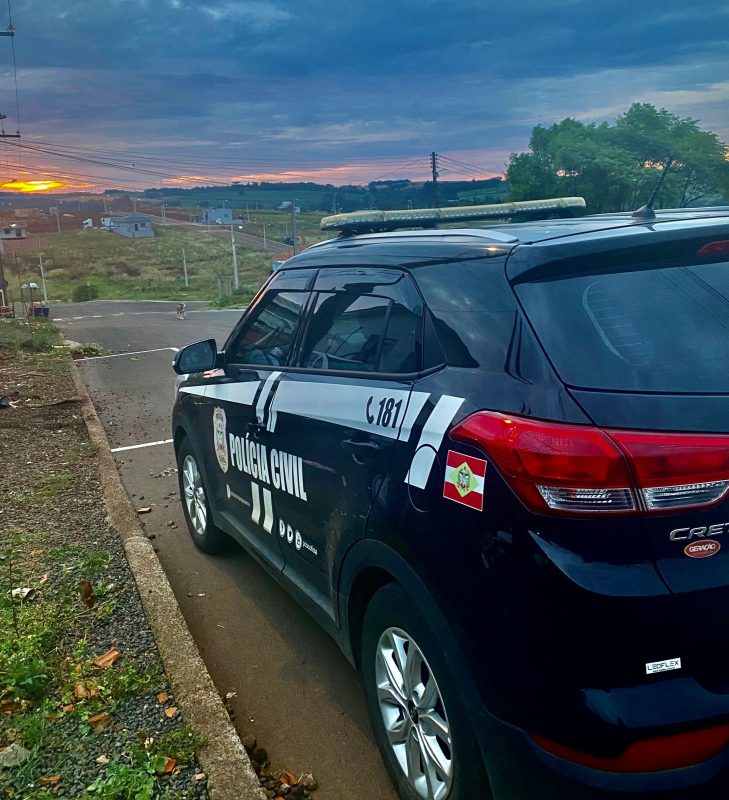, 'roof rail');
320,197,586,235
